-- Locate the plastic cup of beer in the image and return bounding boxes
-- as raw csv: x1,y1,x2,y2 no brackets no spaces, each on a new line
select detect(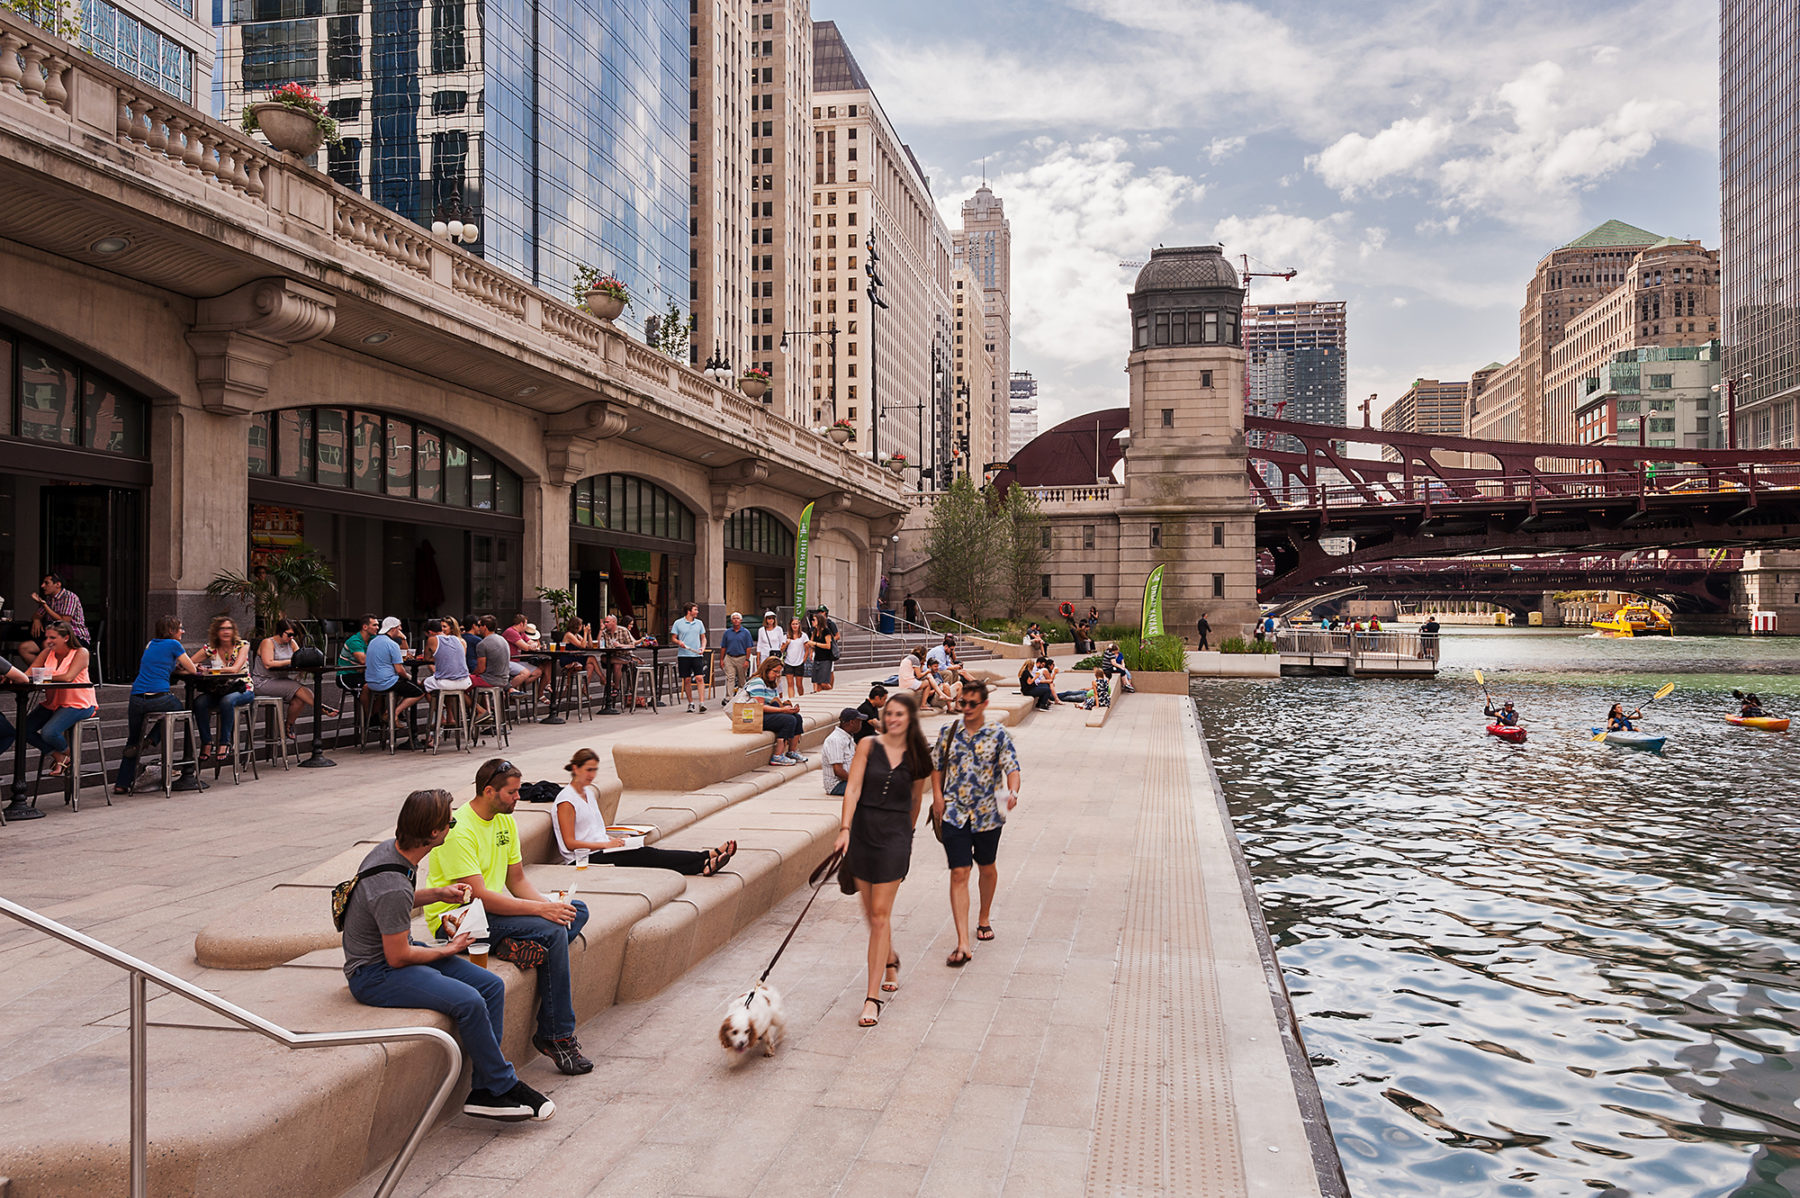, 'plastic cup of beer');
469,939,490,968
576,850,591,870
